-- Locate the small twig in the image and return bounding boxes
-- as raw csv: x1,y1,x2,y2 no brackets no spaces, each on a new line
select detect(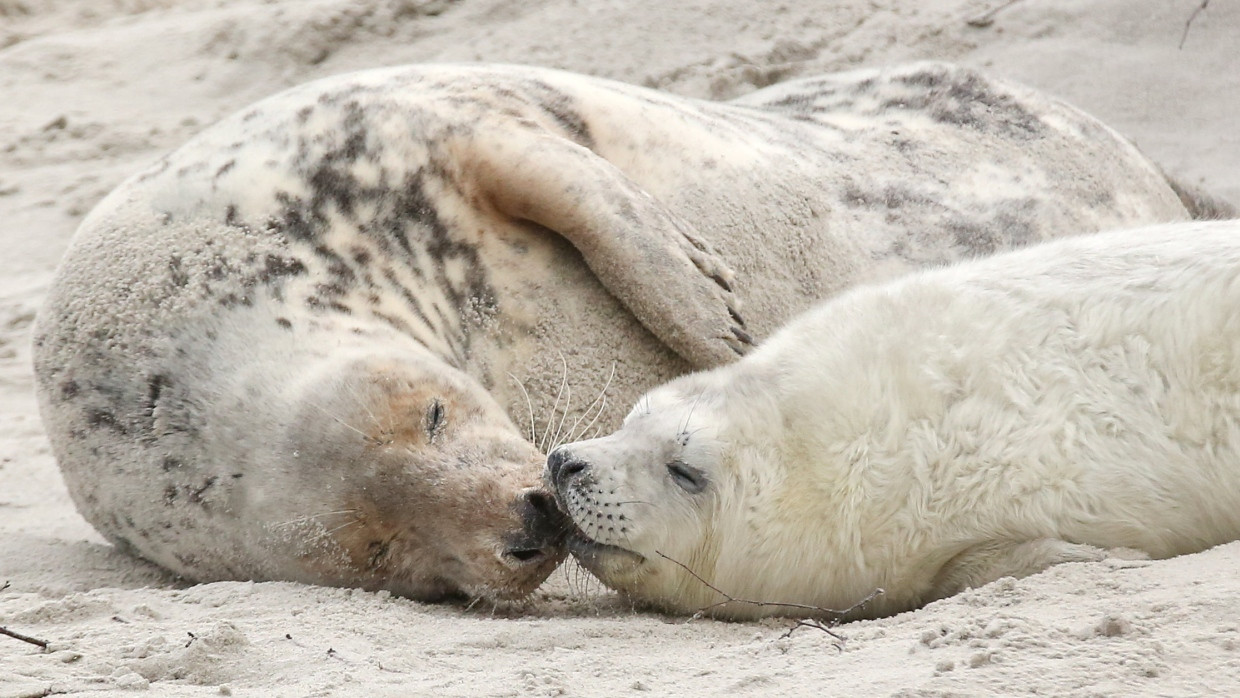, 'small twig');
1,626,50,650
655,551,883,642
1,580,10,592
966,0,1024,28
1179,0,1209,49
